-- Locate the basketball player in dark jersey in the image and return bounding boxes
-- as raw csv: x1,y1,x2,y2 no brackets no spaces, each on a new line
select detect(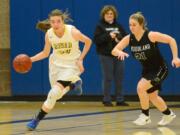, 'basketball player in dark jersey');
112,12,180,126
